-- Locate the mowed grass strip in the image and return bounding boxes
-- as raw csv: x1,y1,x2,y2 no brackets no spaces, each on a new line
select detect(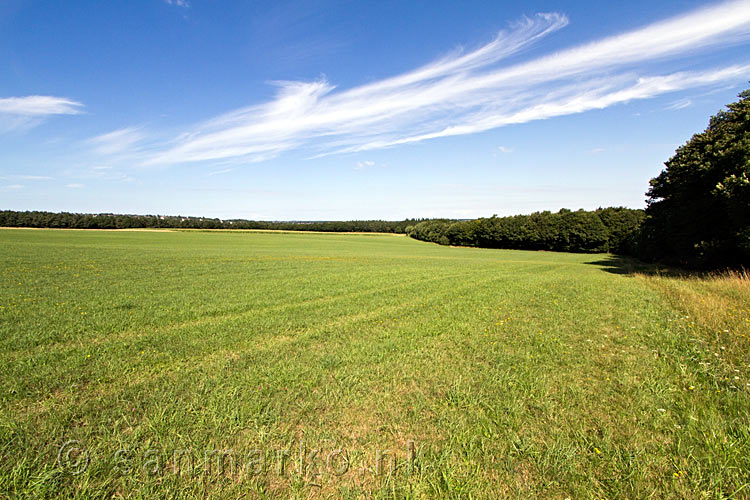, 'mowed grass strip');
0,229,748,499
